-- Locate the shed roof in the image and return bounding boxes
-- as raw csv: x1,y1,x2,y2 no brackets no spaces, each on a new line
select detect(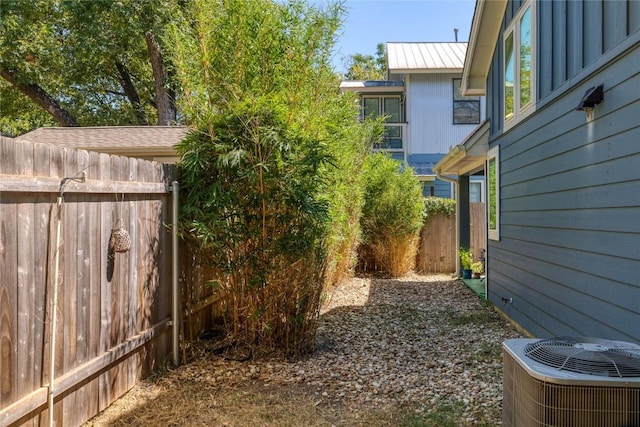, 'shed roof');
387,42,467,74
16,126,189,161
